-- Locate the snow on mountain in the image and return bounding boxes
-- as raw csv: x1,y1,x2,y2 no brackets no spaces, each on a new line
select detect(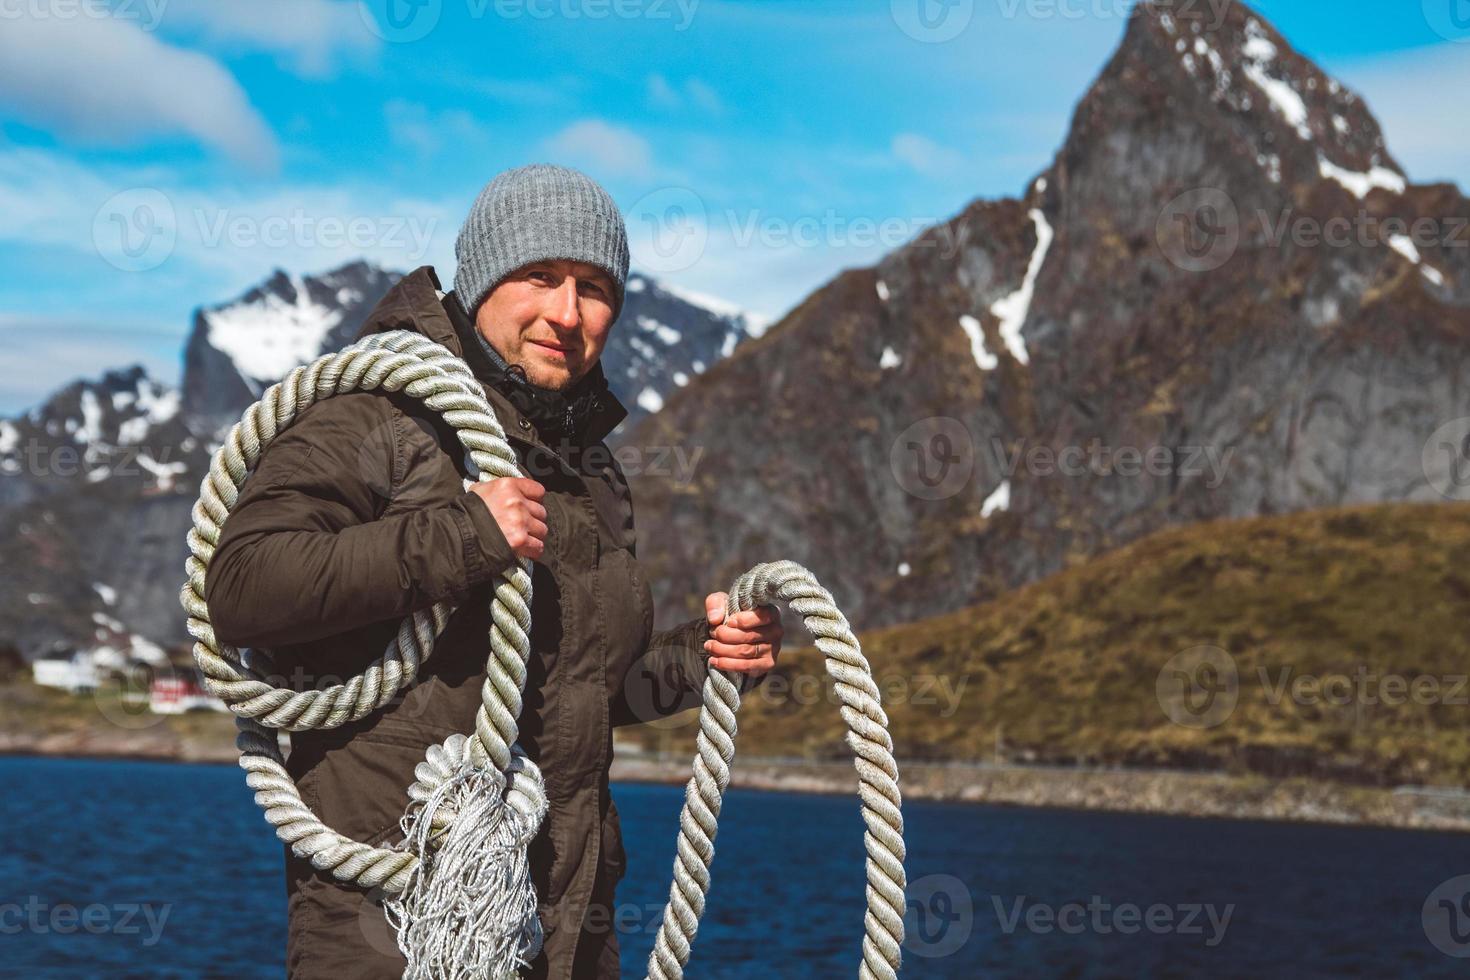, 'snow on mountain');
1155,5,1409,197
987,207,1053,366
202,276,346,394
0,365,195,492
181,260,402,438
